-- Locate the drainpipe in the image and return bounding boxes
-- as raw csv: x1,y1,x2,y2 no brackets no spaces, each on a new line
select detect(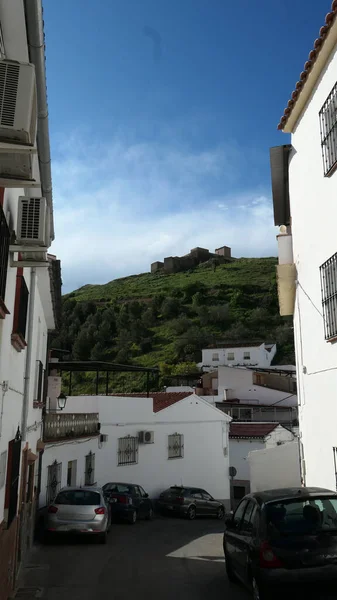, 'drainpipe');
23,0,54,242
21,268,37,441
